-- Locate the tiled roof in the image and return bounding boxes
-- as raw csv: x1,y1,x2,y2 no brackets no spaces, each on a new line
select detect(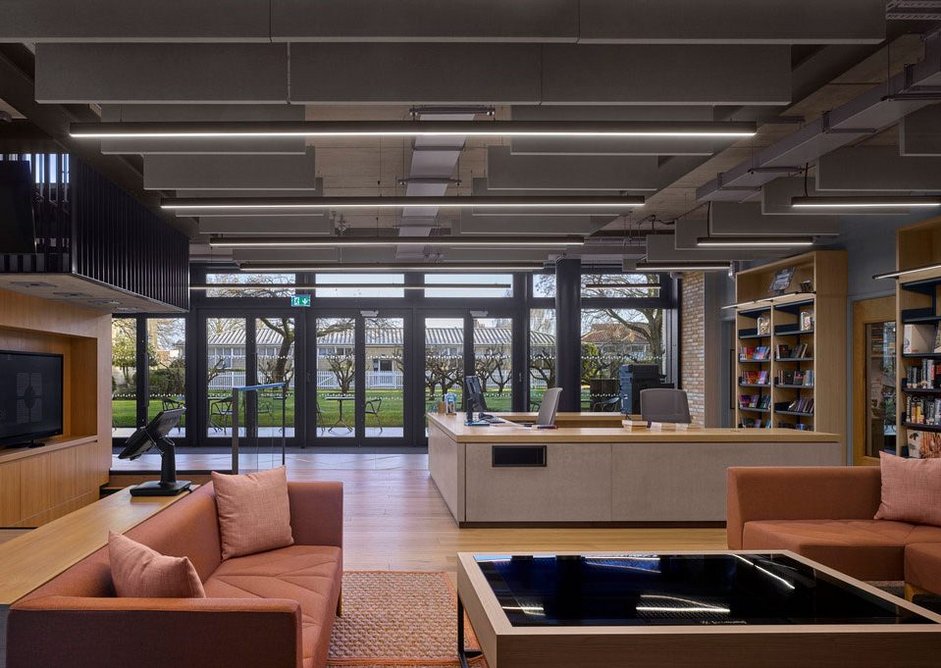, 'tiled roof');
208,327,556,347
